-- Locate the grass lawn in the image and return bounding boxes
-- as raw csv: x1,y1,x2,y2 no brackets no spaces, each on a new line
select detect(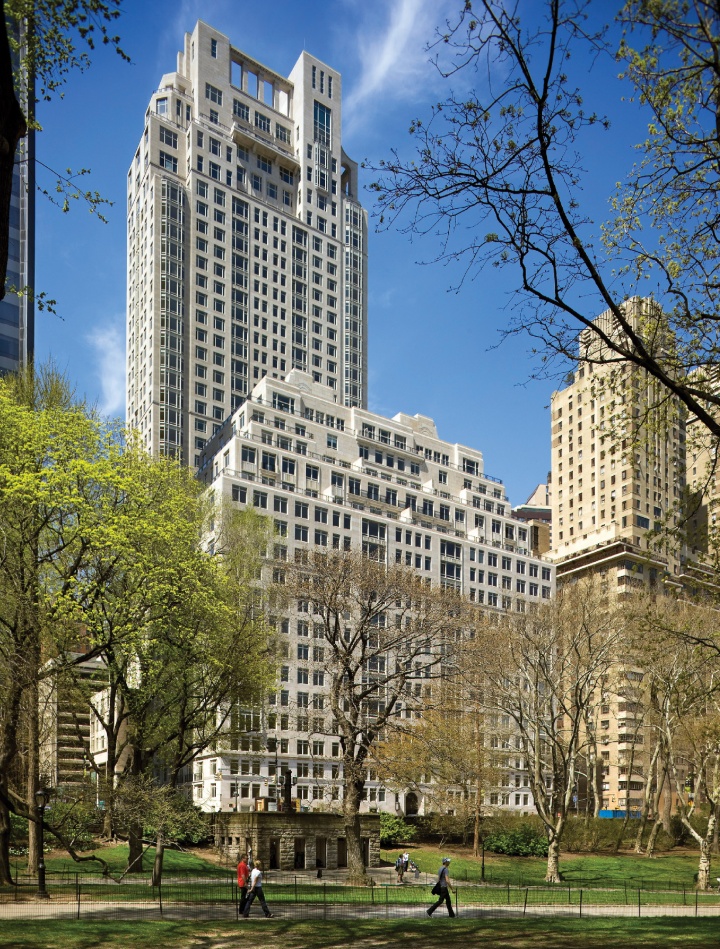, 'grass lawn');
12,844,228,880
2,917,720,949
384,846,705,890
